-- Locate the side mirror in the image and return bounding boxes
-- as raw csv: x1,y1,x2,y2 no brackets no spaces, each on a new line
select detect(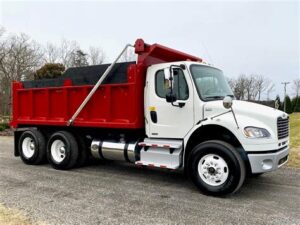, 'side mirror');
166,93,177,103
223,96,233,109
164,68,171,80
